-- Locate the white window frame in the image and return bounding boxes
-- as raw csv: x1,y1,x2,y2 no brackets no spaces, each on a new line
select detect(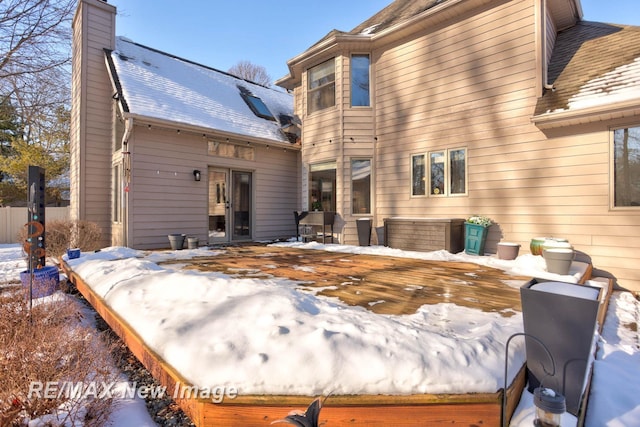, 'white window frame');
350,53,371,108
351,158,372,214
411,153,426,197
412,147,467,198
610,125,640,210
307,58,336,115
